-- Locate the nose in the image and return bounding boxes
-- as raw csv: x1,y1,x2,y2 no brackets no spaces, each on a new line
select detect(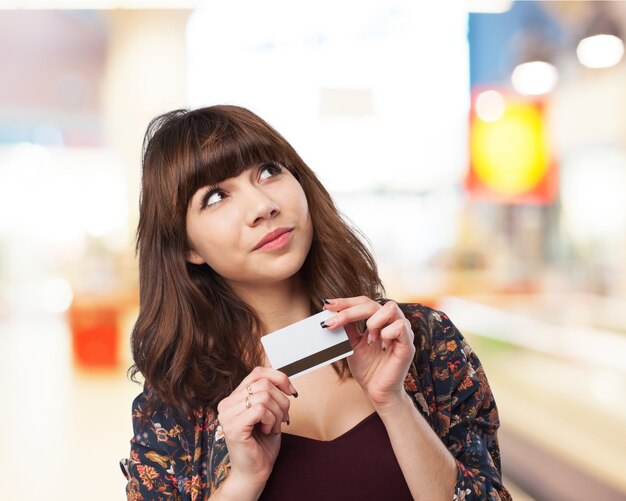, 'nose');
244,187,280,226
